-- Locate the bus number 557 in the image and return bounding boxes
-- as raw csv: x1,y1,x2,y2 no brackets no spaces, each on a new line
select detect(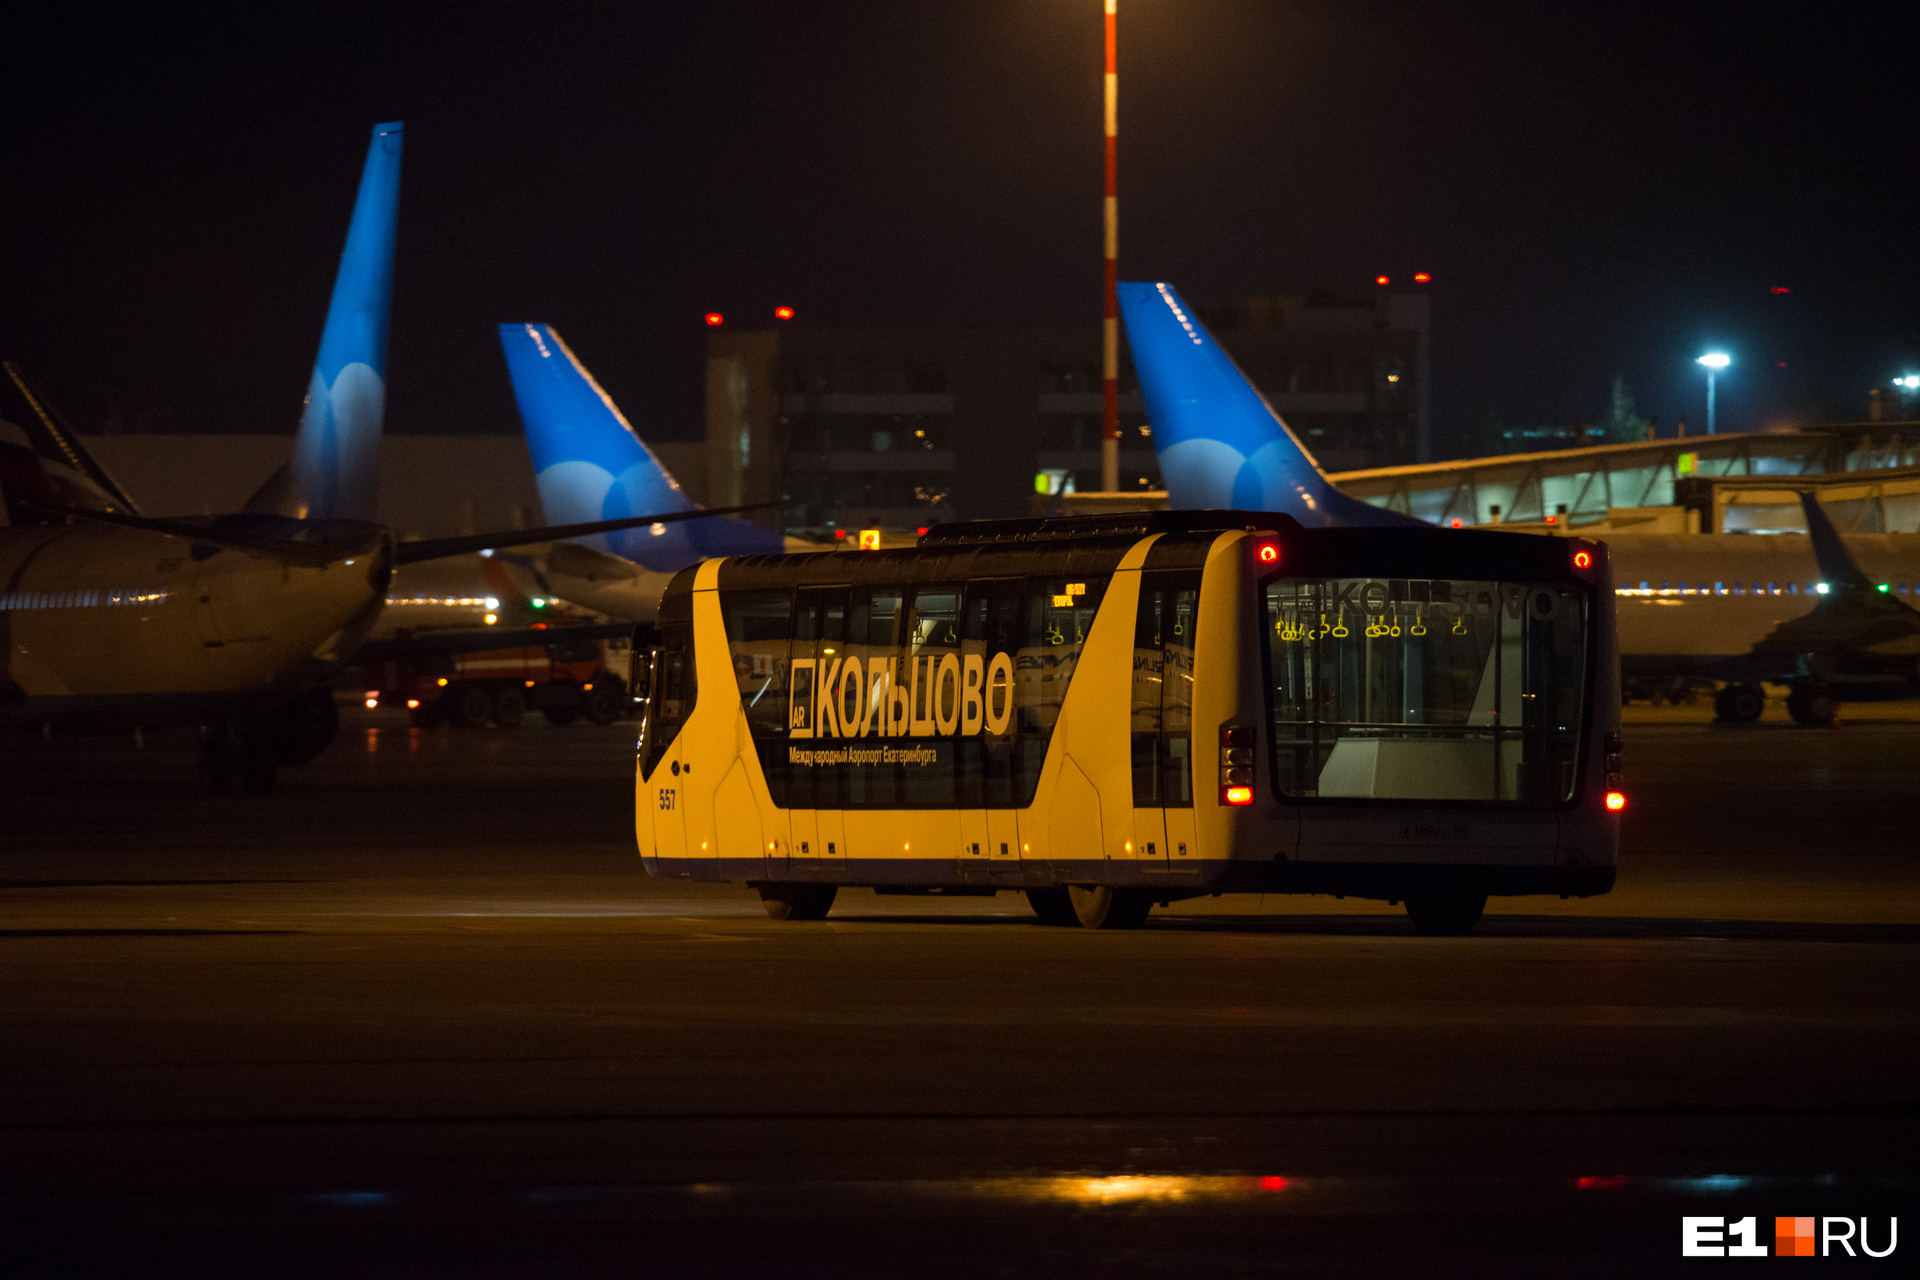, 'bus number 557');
658,788,676,811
